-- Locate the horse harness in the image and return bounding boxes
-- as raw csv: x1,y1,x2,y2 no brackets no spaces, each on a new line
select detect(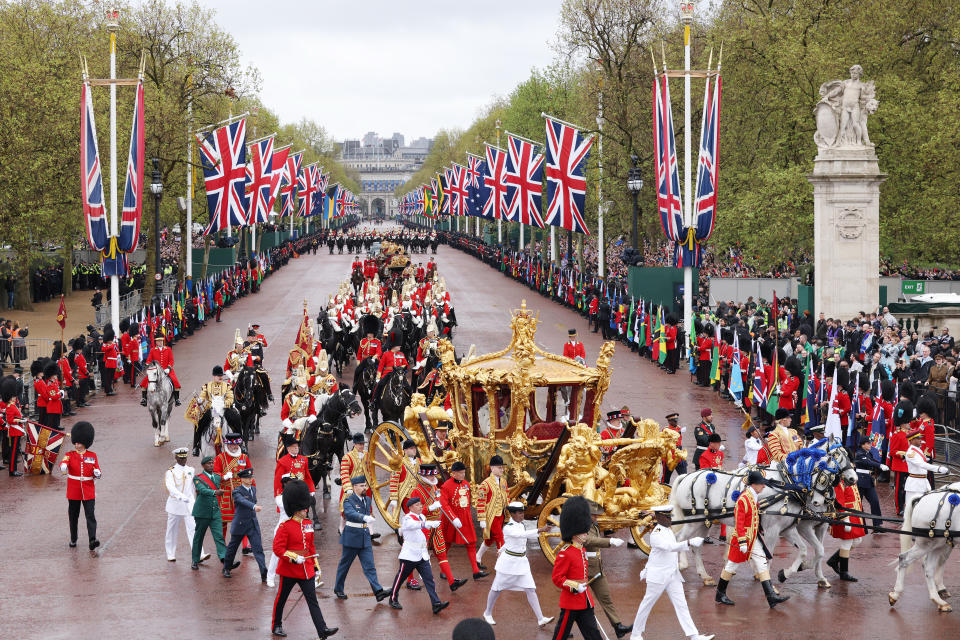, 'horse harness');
911,490,960,545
